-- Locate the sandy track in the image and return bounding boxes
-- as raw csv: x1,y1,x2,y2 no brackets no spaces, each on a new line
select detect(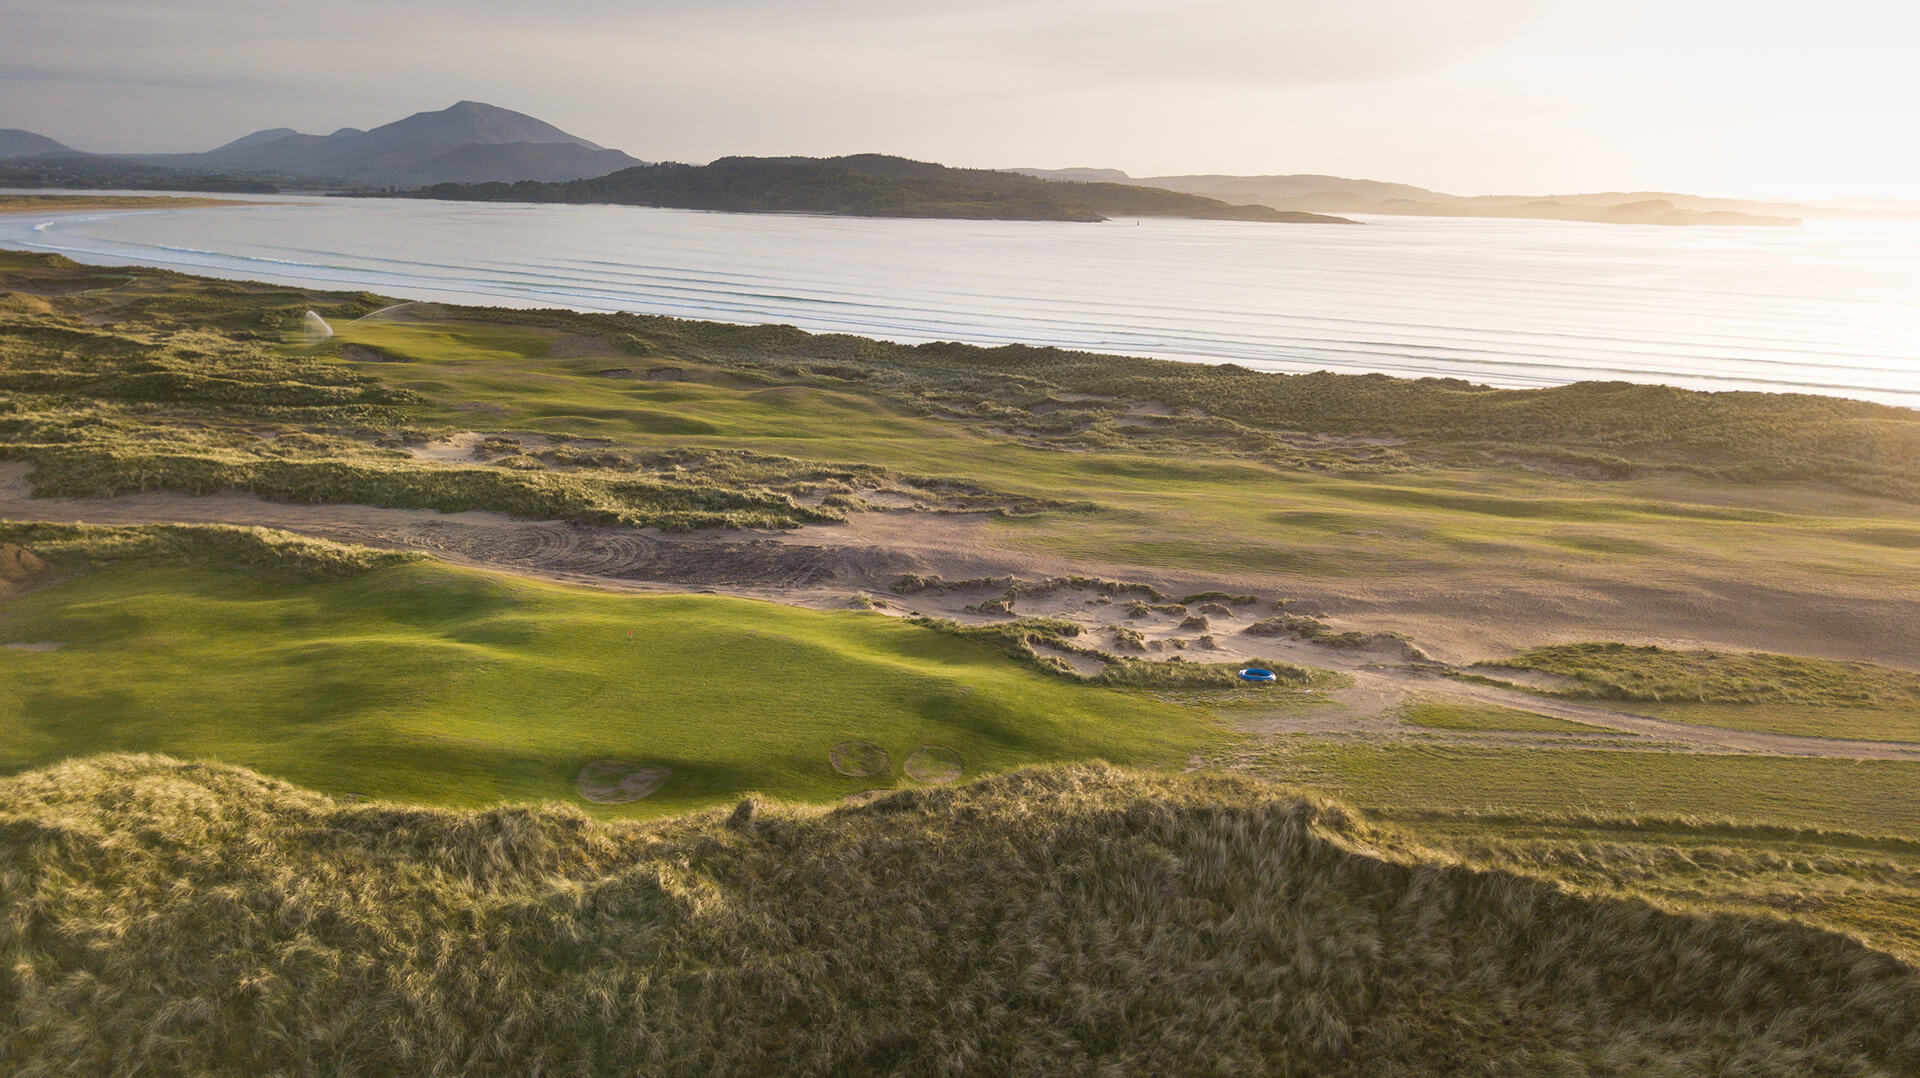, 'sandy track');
6,462,1920,763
